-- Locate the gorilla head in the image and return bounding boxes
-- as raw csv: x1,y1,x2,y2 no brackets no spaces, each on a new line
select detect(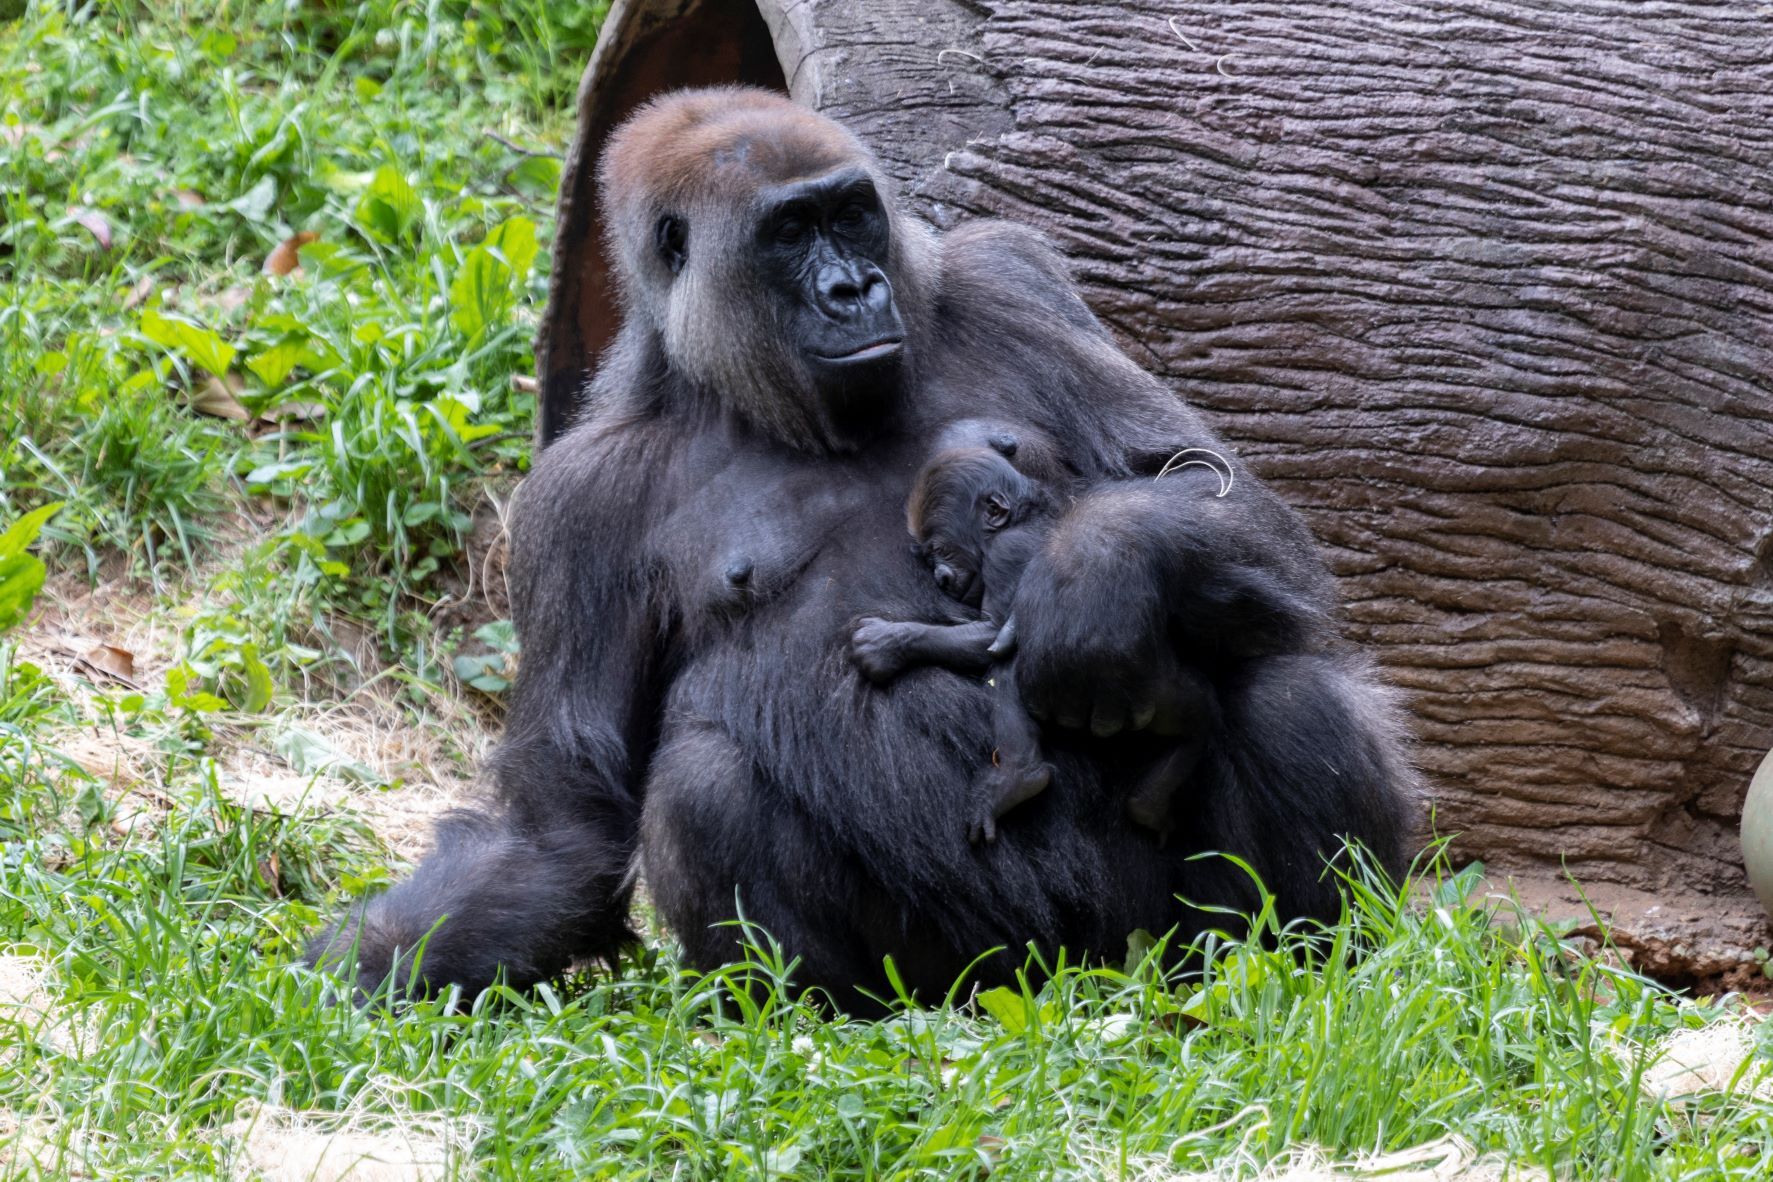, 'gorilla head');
599,88,935,451
905,446,1052,608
